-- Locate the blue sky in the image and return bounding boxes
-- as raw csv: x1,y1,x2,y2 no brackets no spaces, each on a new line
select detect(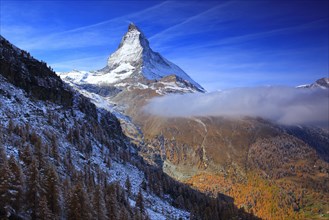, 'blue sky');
0,0,328,91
